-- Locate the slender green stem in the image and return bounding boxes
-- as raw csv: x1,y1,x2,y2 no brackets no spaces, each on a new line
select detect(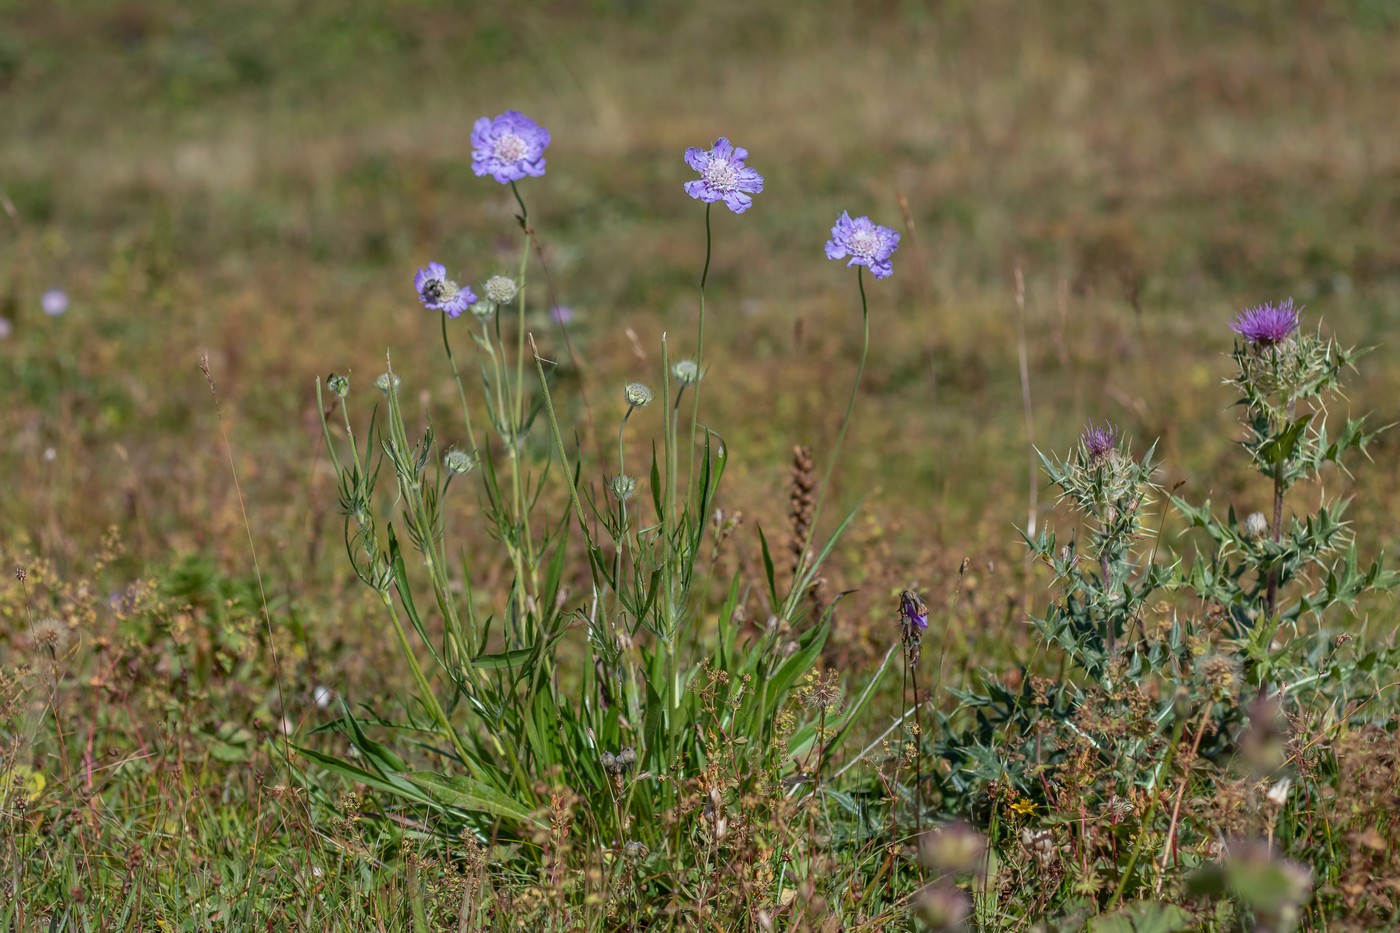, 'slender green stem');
686,204,712,499
786,268,871,618
441,310,479,455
